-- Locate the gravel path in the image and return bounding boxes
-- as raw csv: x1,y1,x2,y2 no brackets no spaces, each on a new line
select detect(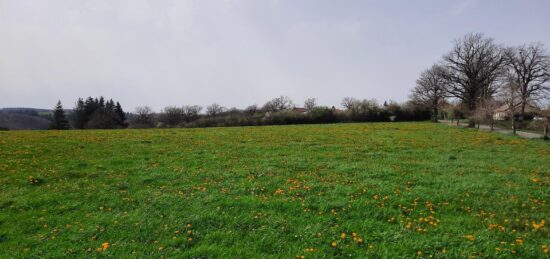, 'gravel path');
439,120,544,139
